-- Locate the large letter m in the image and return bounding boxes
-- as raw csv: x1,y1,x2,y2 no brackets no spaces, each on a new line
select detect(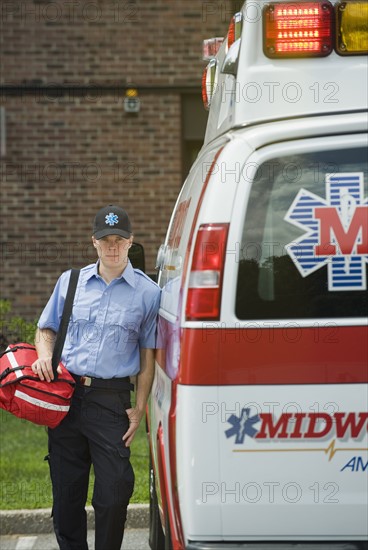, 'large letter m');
314,206,368,257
